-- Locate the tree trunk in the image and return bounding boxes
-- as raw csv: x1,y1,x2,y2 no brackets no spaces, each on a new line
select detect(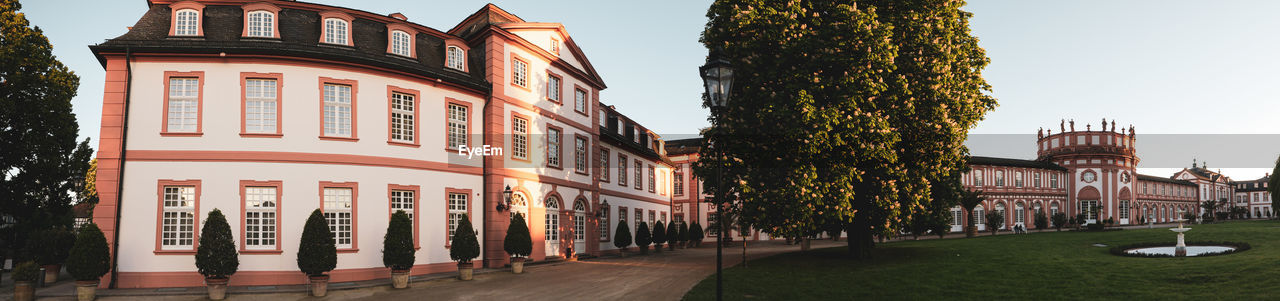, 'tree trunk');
964,209,977,238
847,221,875,259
